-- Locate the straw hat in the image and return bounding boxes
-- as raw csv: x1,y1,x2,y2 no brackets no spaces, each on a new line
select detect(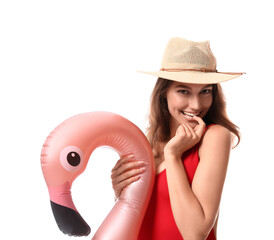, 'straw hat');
138,37,245,84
